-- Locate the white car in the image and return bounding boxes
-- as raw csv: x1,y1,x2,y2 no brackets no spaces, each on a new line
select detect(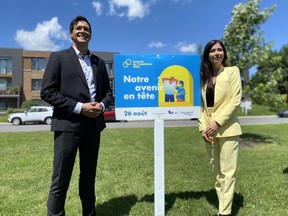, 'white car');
8,106,53,126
